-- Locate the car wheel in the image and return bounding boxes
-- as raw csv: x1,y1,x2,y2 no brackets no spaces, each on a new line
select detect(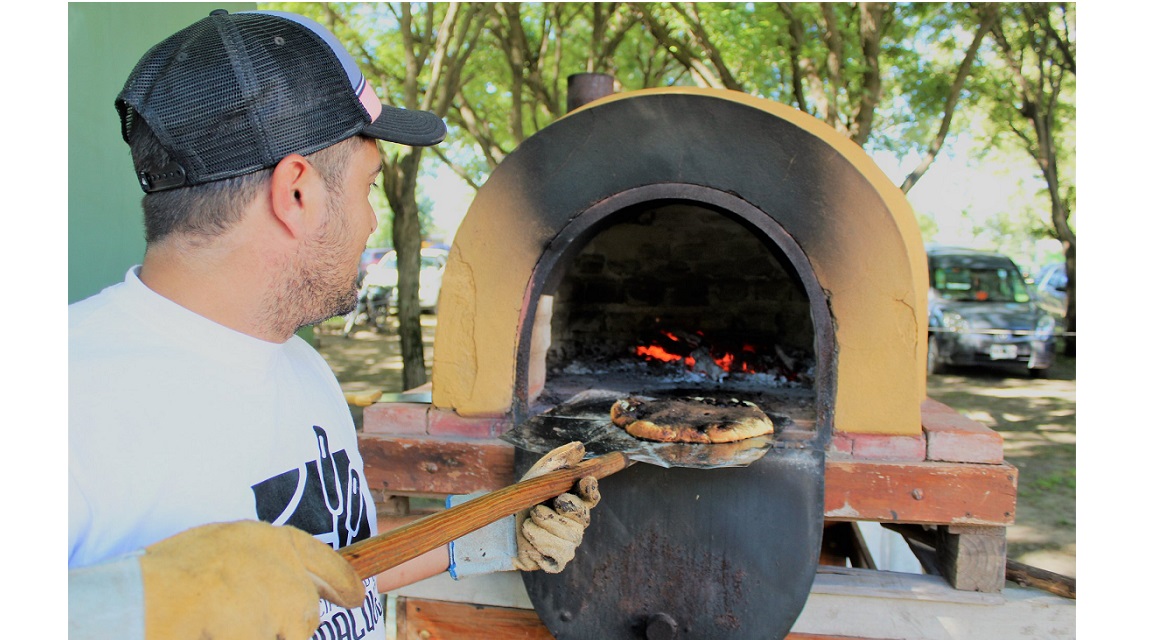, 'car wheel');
1028,367,1049,379
927,336,945,375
